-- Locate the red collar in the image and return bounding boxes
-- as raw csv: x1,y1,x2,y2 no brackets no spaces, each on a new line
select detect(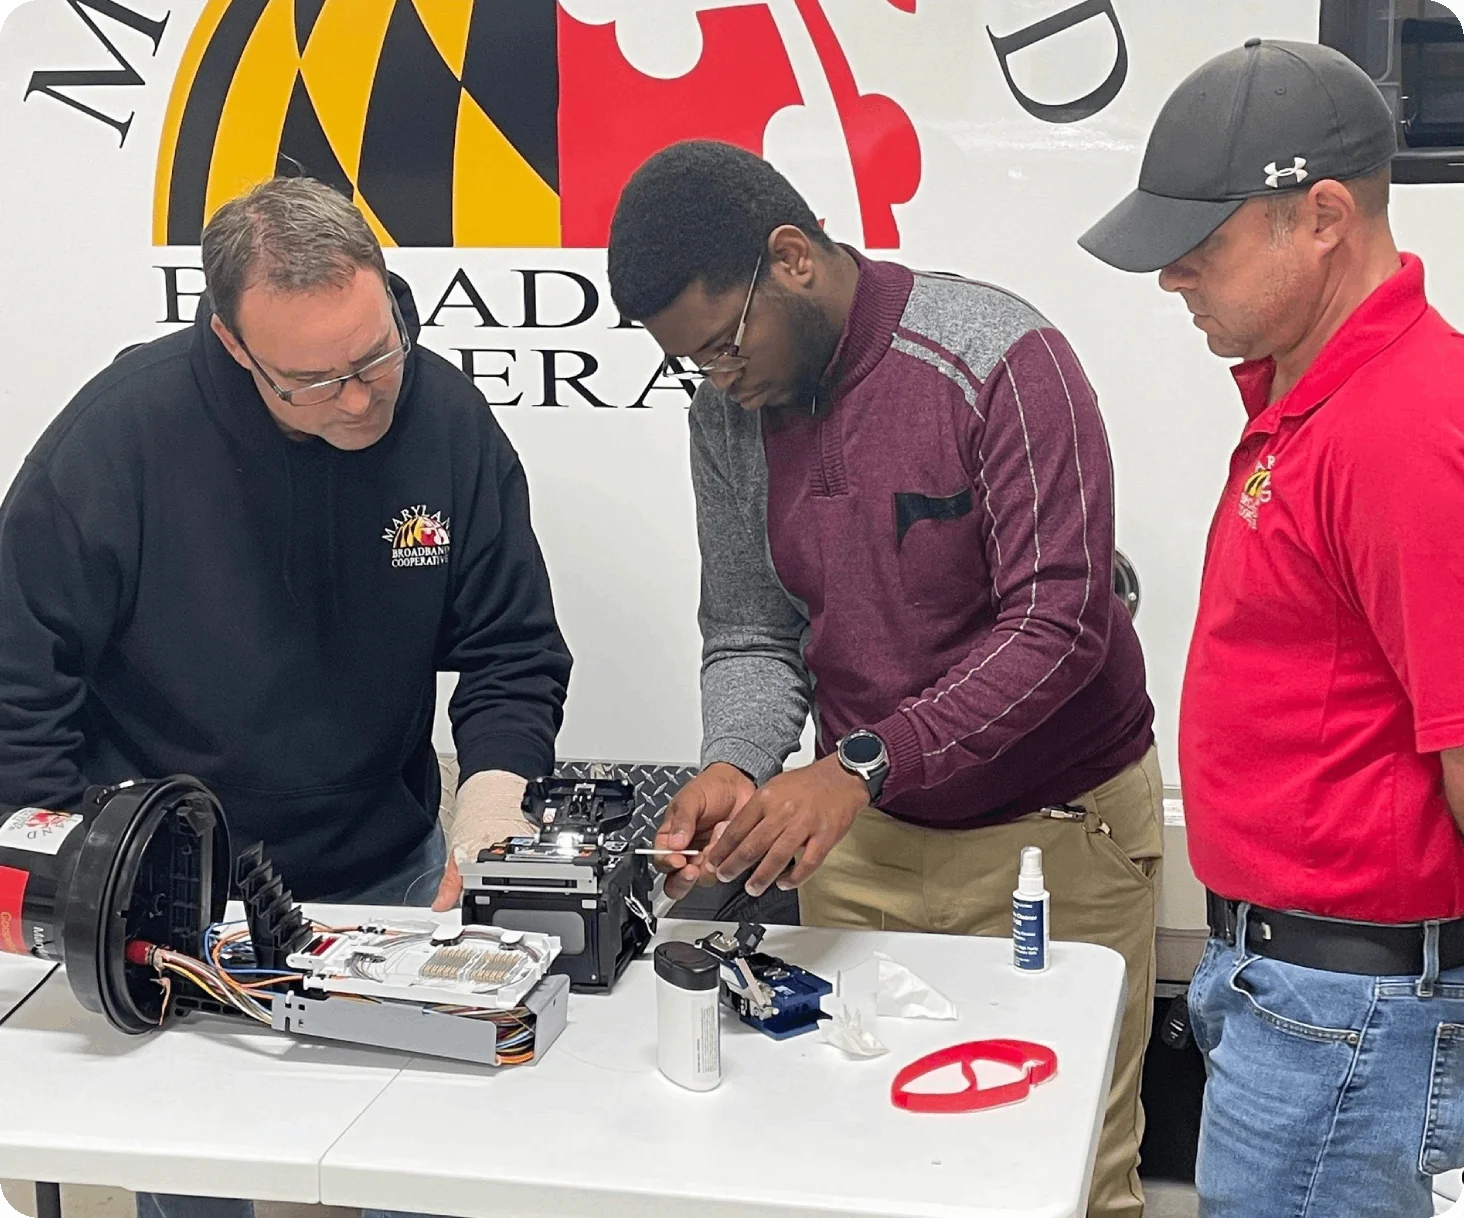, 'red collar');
1232,253,1429,431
